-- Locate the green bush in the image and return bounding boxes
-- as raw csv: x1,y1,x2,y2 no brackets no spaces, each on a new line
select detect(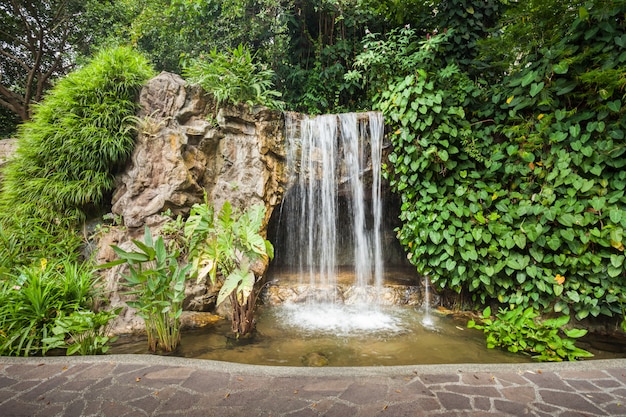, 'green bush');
184,200,274,337
468,306,593,361
355,3,626,321
0,260,114,356
42,309,119,356
0,45,154,228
